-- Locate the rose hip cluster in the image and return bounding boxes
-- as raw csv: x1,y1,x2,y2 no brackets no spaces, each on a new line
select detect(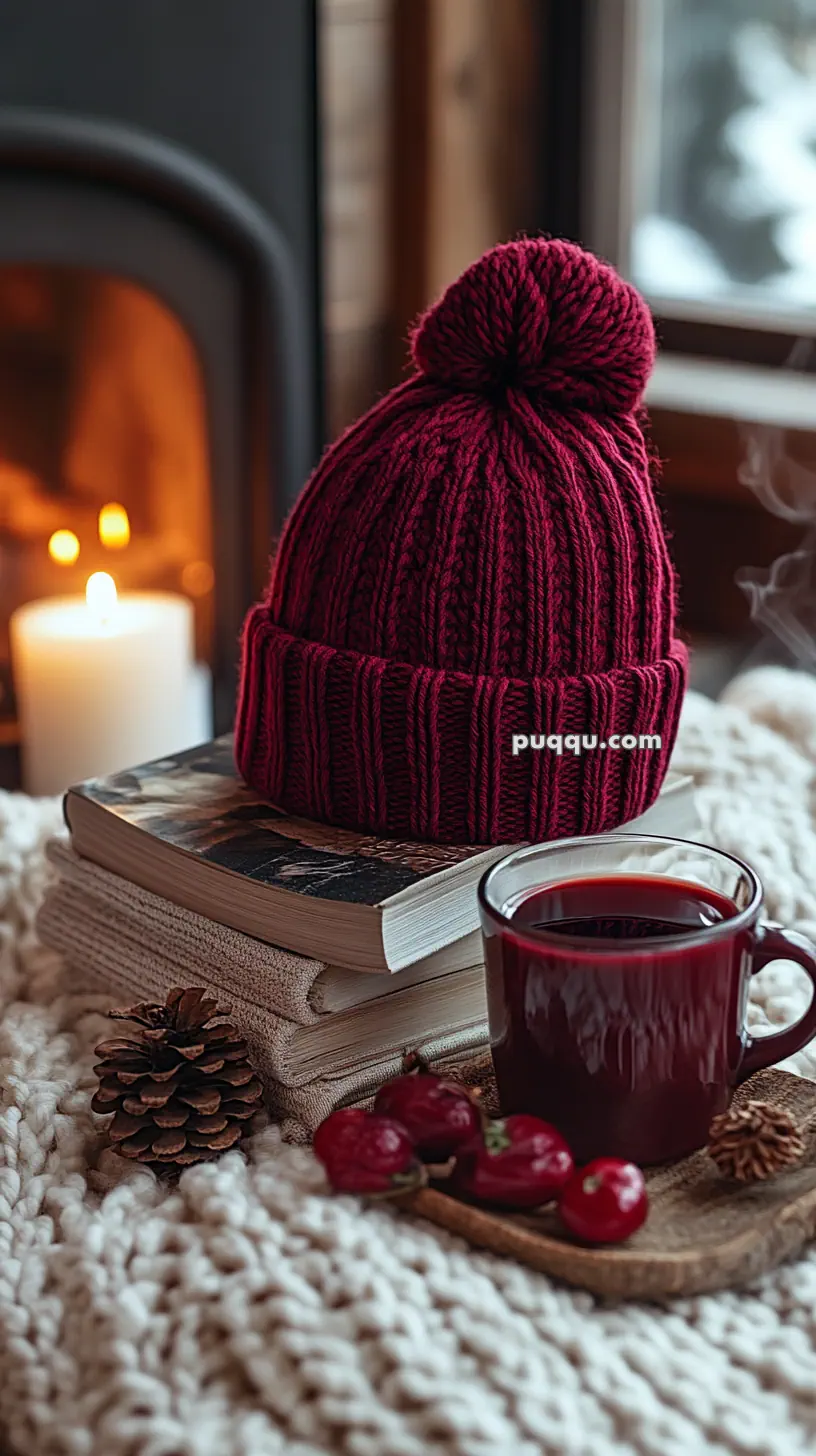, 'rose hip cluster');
313,1065,648,1244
